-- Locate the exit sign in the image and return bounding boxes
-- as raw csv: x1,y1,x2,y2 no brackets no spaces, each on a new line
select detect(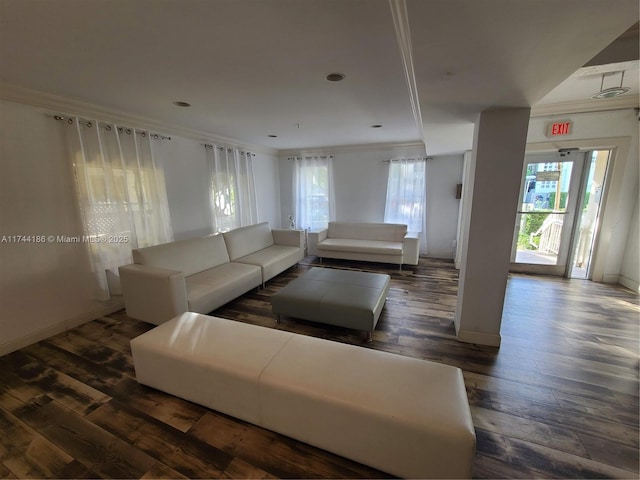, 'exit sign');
546,120,573,137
